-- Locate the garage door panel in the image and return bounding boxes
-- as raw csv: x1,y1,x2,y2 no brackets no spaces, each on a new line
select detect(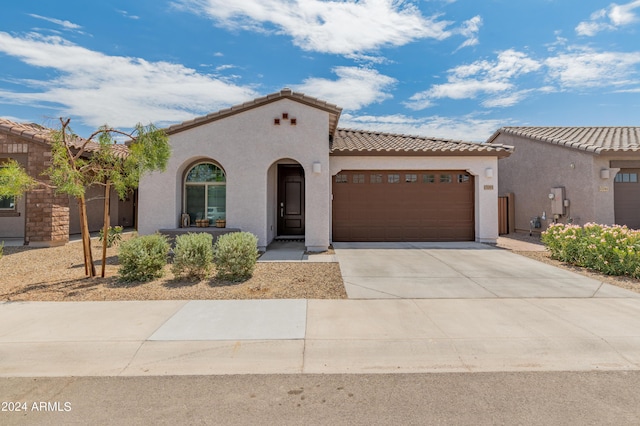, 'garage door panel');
333,170,475,242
